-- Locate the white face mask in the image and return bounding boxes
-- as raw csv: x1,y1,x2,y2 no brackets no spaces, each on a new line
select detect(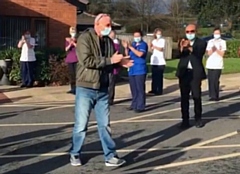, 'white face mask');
113,38,119,44
213,34,221,39
156,34,161,39
70,33,76,38
25,34,31,39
